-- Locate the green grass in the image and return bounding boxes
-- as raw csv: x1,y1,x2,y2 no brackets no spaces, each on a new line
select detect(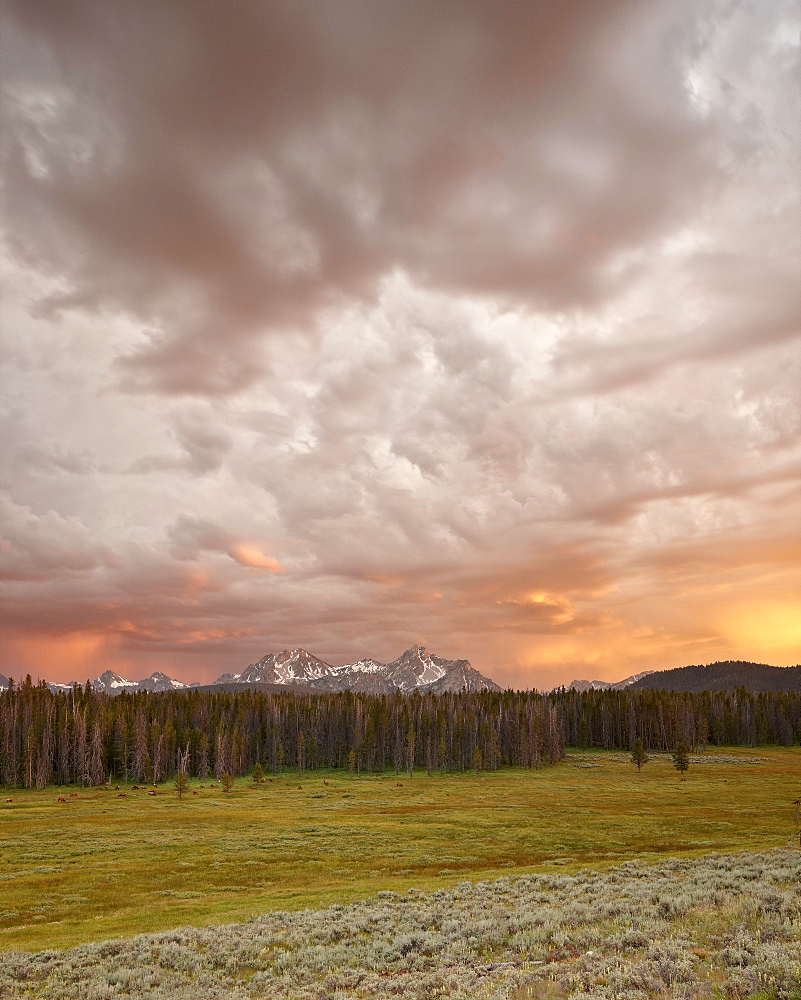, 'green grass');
1,746,798,953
